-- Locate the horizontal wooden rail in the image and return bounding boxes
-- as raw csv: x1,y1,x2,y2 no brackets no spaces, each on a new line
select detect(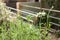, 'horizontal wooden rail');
49,16,60,20
50,22,60,27
21,16,33,23
7,6,37,16
21,4,60,13
6,10,33,23
21,9,37,13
